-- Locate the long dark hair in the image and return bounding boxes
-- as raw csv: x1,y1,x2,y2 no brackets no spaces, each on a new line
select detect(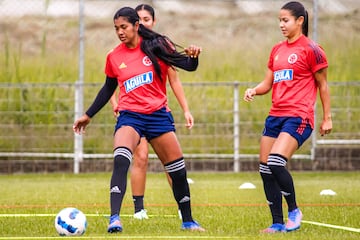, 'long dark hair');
281,1,308,36
113,7,188,80
135,4,155,20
